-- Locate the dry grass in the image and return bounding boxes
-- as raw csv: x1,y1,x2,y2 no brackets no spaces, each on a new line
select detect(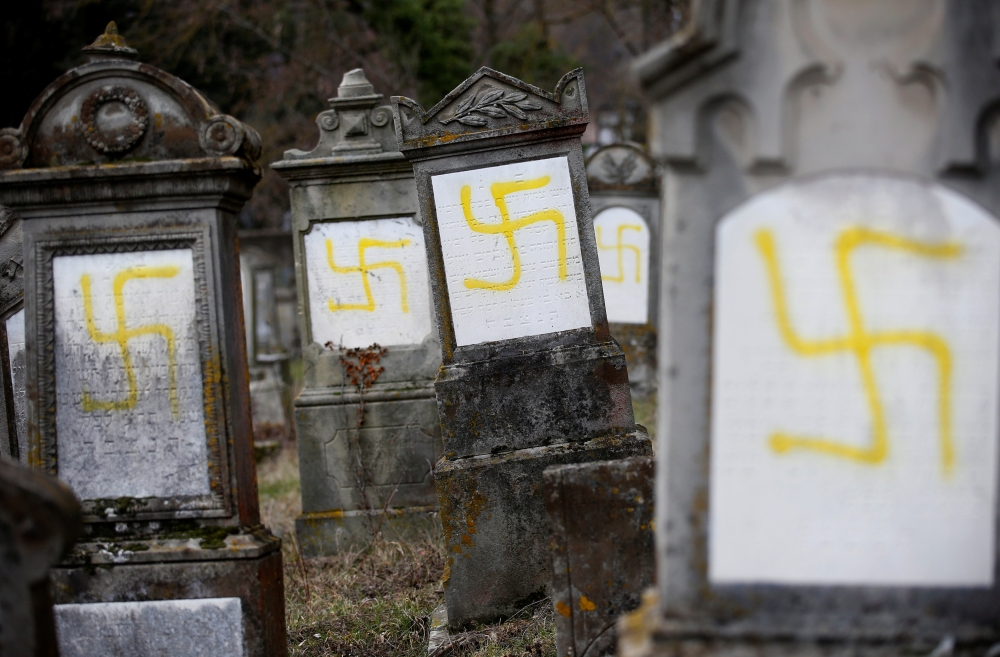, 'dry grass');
257,445,557,657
